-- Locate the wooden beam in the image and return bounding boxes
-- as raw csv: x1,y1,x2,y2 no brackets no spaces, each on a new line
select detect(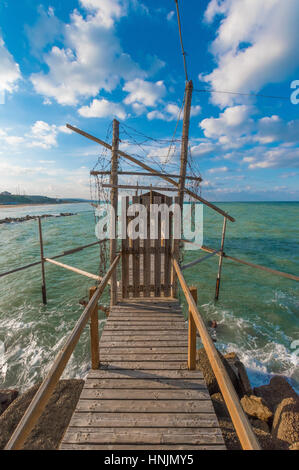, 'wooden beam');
38,217,47,305
4,255,121,450
91,170,202,182
181,250,221,271
179,80,193,209
44,258,100,281
188,286,197,370
66,124,235,222
89,287,100,370
215,217,227,300
102,184,183,192
172,257,261,451
110,119,119,306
